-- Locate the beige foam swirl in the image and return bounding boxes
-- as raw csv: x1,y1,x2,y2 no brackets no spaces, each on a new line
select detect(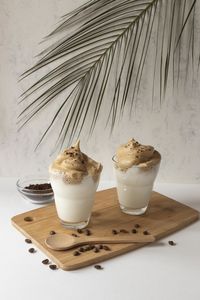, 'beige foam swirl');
49,141,102,184
115,138,161,171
